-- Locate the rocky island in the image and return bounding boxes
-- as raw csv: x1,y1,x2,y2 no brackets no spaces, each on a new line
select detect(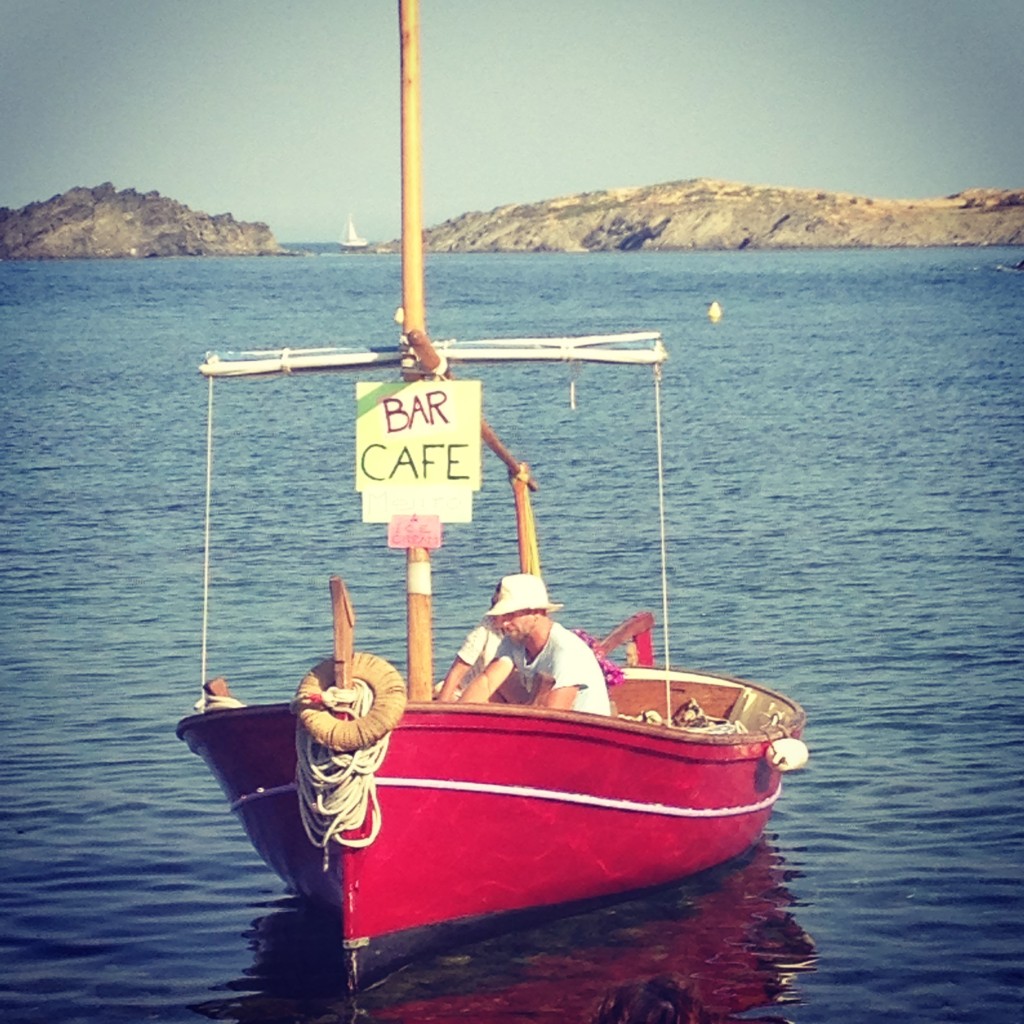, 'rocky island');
0,183,284,259
418,179,1024,252
4,179,1022,259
